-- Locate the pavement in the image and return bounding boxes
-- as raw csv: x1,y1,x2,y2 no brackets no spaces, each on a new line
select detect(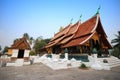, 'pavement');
0,63,120,80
